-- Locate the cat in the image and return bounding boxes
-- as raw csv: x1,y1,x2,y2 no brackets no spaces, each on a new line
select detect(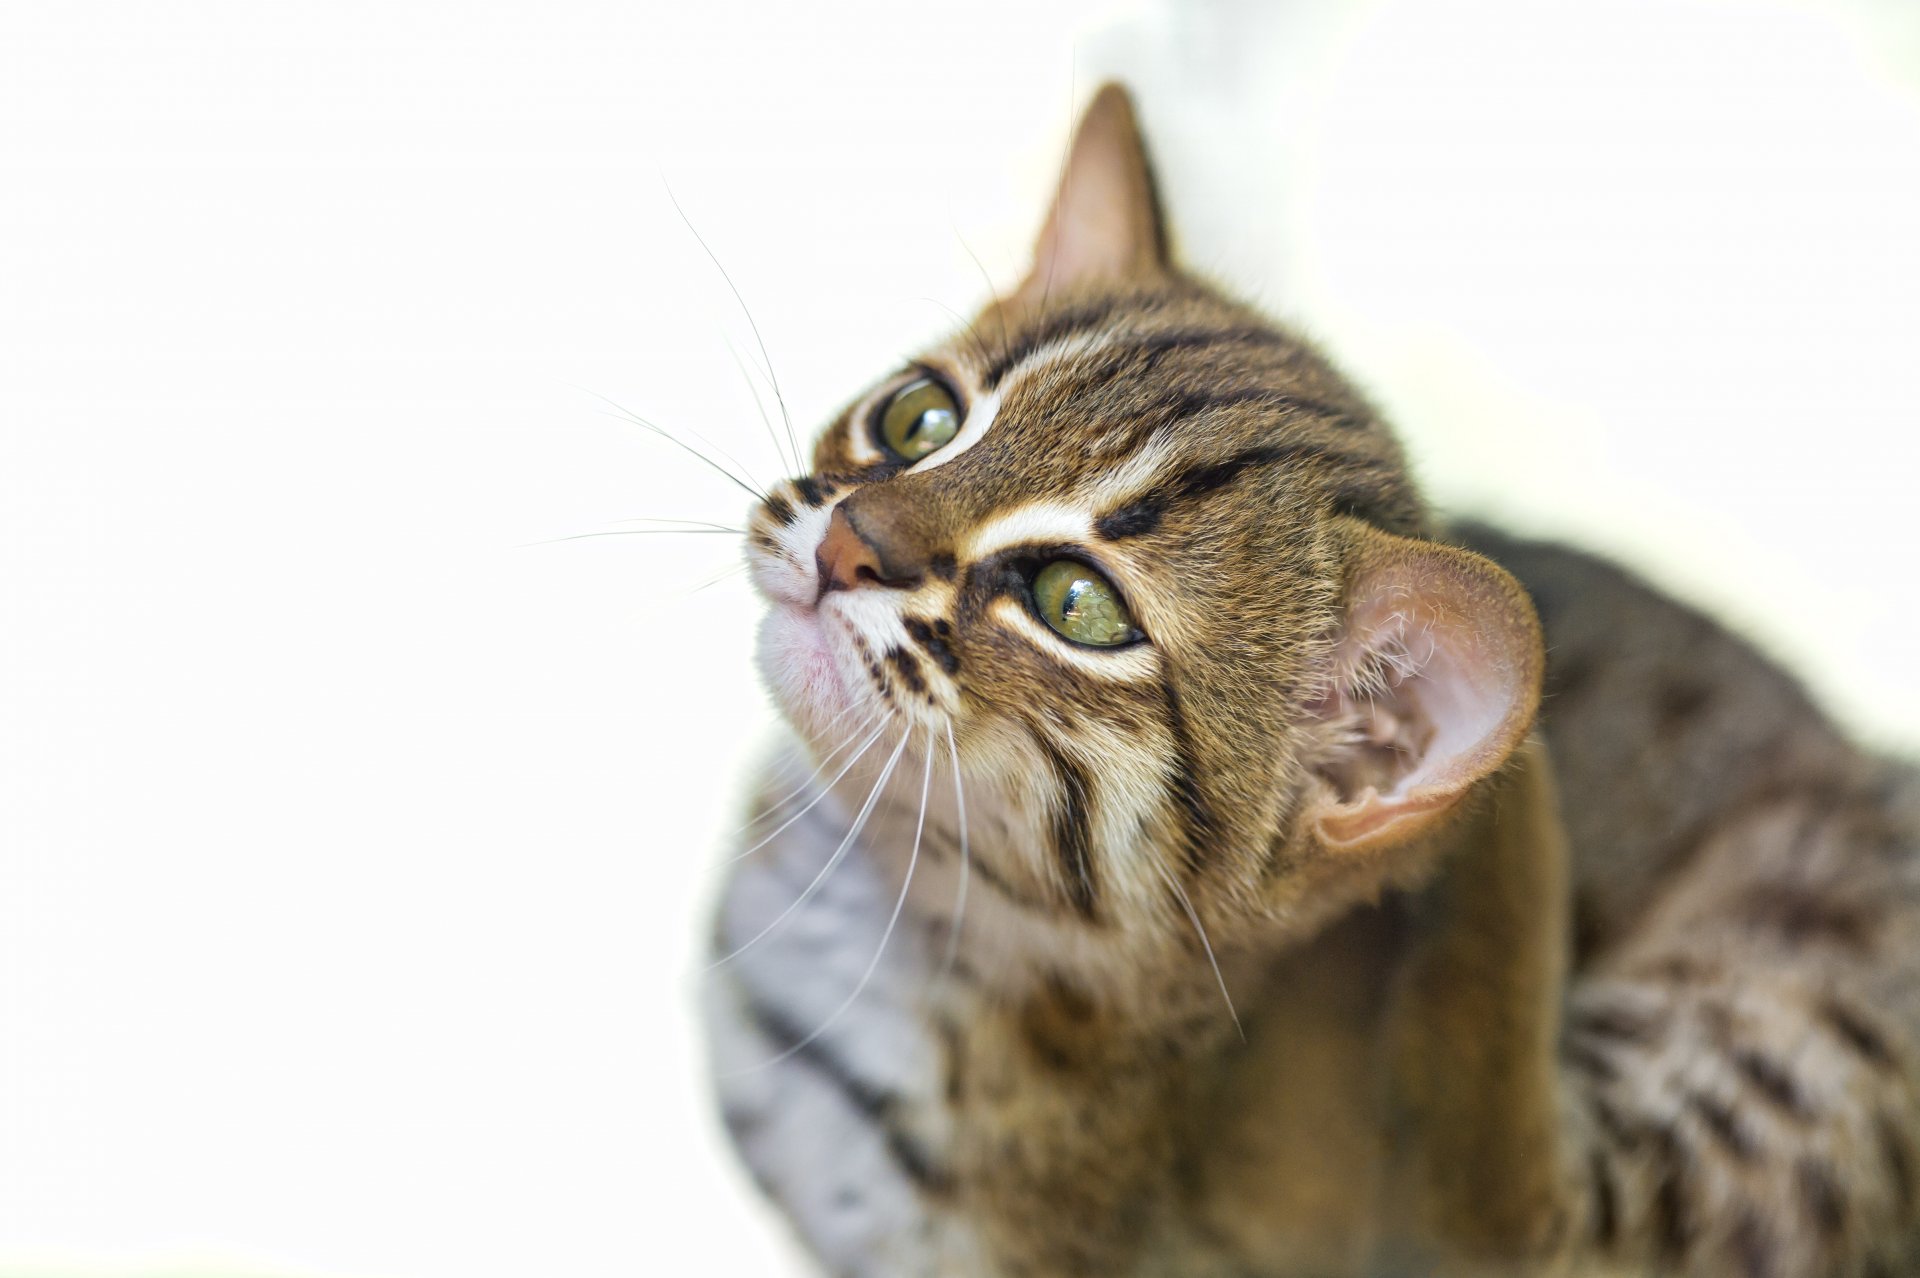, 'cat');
700,84,1920,1277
